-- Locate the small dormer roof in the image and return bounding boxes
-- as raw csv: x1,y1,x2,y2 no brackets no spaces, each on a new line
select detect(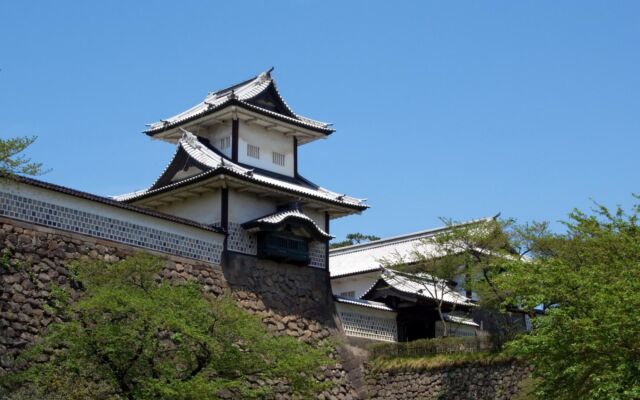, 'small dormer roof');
242,208,333,241
363,269,475,307
145,69,334,138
